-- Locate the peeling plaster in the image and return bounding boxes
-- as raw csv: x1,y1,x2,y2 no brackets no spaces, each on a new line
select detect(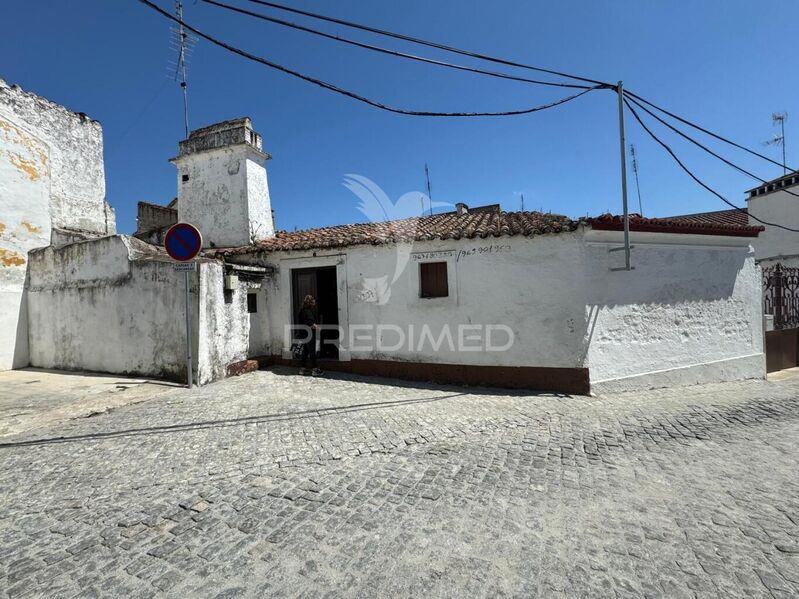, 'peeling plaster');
0,249,26,267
